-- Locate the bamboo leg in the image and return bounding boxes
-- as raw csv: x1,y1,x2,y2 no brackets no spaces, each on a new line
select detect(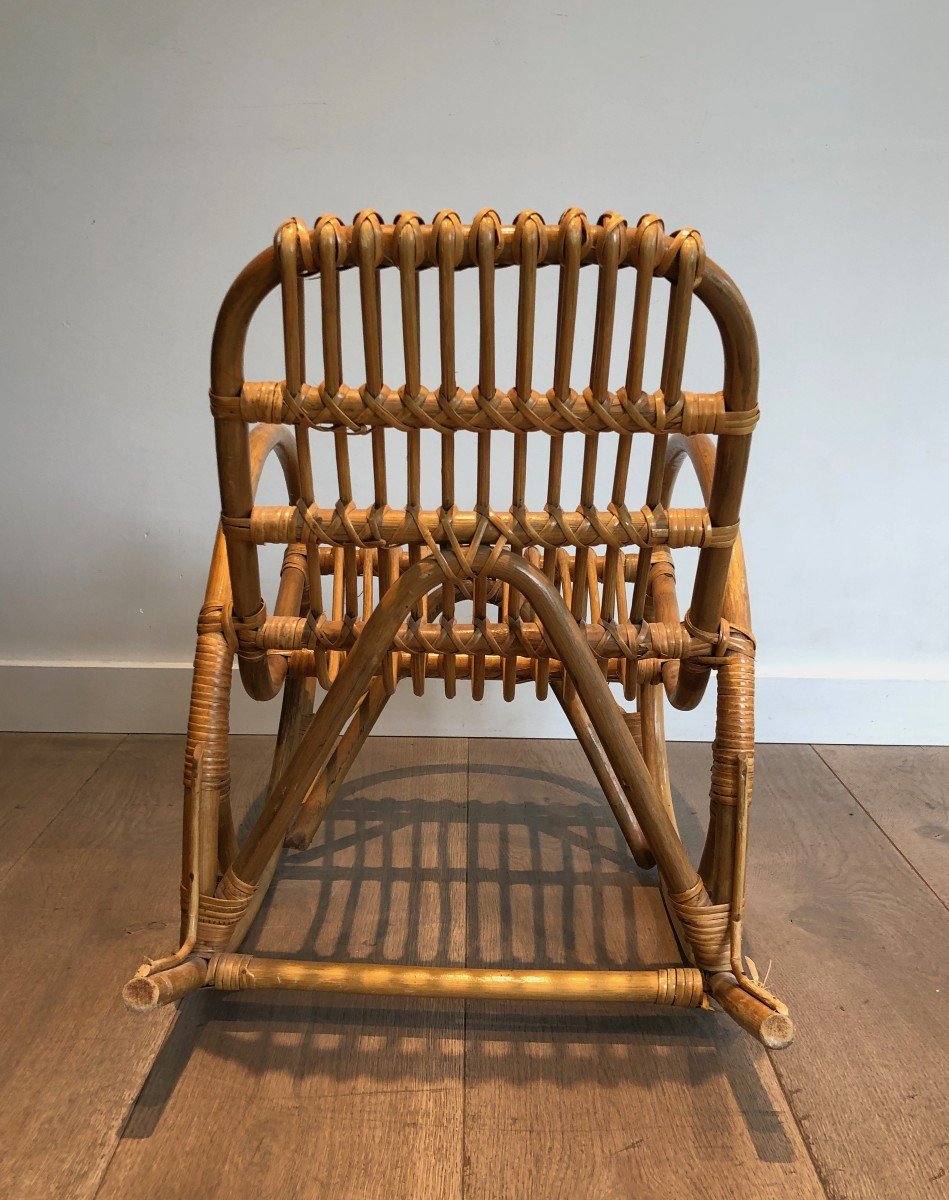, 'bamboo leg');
552,680,654,869
123,427,307,1008
124,745,205,1003
637,679,677,829
725,757,789,1015
708,973,794,1049
224,672,317,949
268,673,318,791
123,664,316,1009
285,675,390,850
654,435,792,1042
123,956,208,1012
